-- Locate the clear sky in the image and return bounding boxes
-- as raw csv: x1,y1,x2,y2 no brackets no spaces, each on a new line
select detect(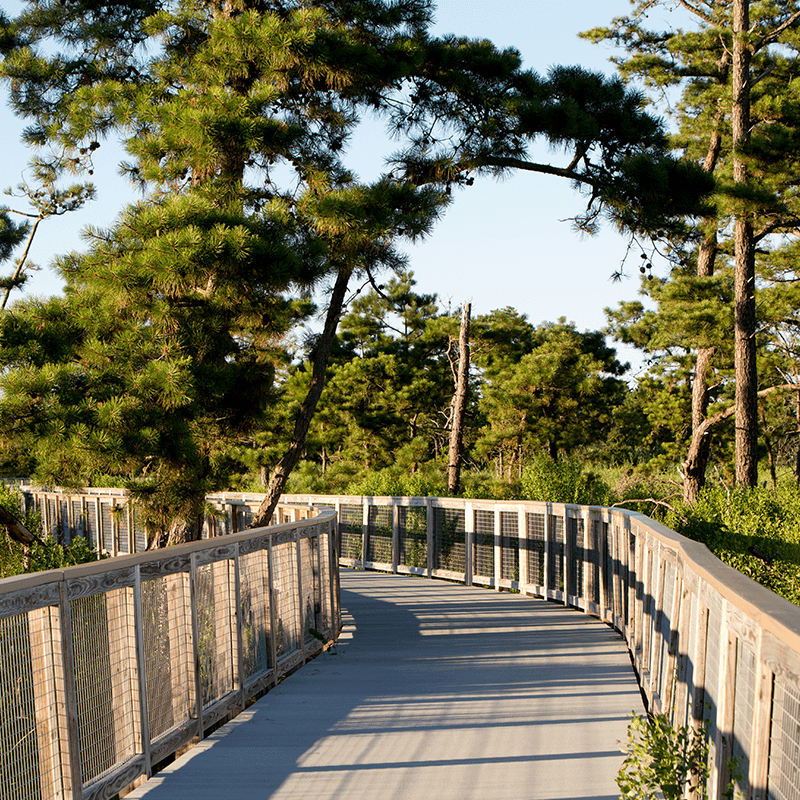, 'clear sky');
1,0,676,376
